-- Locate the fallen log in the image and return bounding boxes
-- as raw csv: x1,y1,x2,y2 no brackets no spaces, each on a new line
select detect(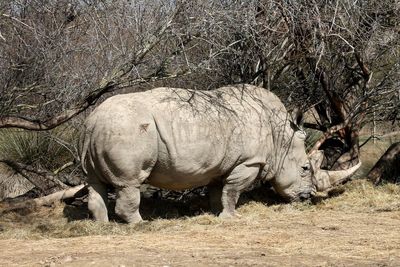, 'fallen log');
31,184,88,206
367,142,400,185
3,184,88,210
